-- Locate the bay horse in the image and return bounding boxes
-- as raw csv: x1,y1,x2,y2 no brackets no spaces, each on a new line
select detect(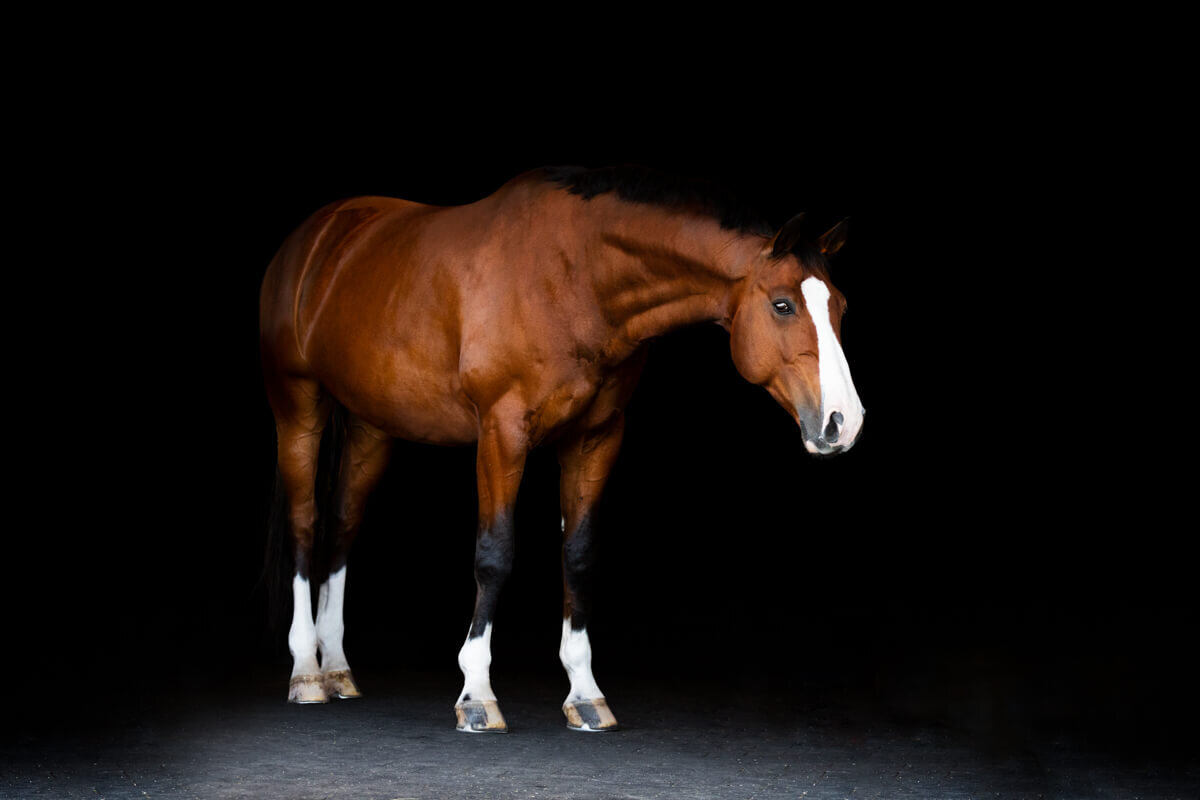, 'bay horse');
259,166,864,732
